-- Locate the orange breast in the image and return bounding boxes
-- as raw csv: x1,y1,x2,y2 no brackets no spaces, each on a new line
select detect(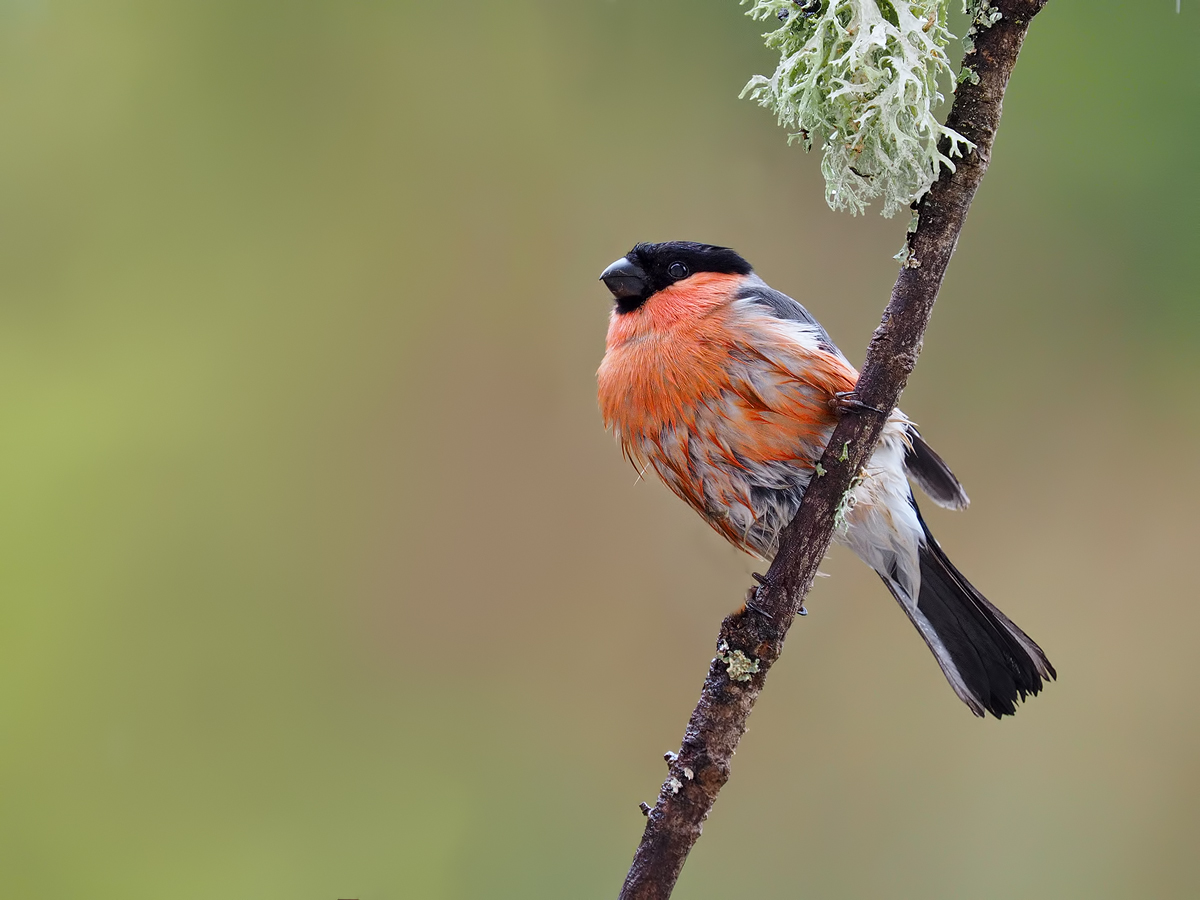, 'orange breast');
596,273,858,553
597,274,741,438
